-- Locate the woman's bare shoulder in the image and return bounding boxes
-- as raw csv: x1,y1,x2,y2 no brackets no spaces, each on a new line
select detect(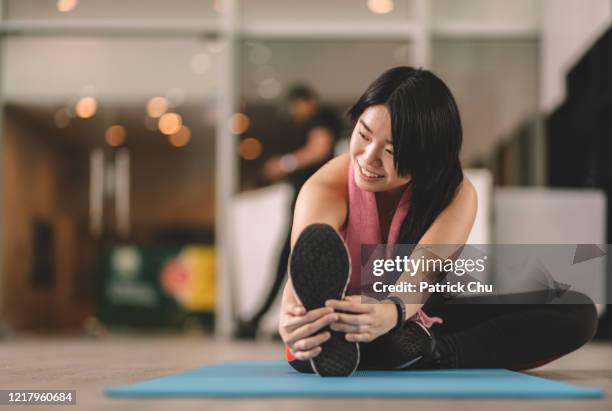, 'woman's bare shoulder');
418,173,477,245
307,152,350,189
